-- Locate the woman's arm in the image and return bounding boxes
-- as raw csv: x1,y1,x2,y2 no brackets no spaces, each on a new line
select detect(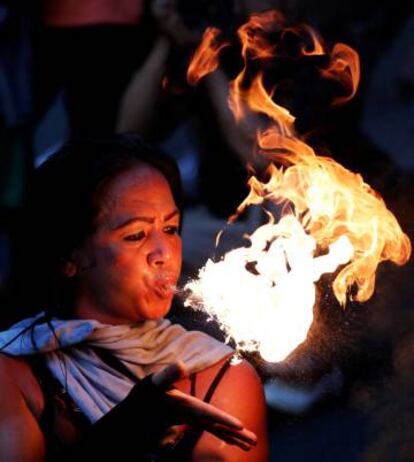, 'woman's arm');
193,359,269,462
0,356,45,462
59,363,256,461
